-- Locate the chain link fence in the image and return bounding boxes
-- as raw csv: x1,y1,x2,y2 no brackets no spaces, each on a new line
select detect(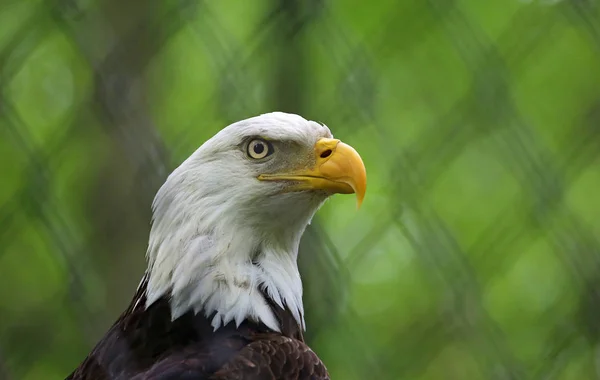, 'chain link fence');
1,0,600,379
